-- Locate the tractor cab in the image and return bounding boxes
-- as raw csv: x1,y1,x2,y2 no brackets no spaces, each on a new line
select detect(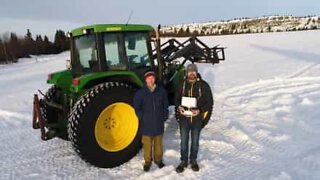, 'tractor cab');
70,24,154,79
